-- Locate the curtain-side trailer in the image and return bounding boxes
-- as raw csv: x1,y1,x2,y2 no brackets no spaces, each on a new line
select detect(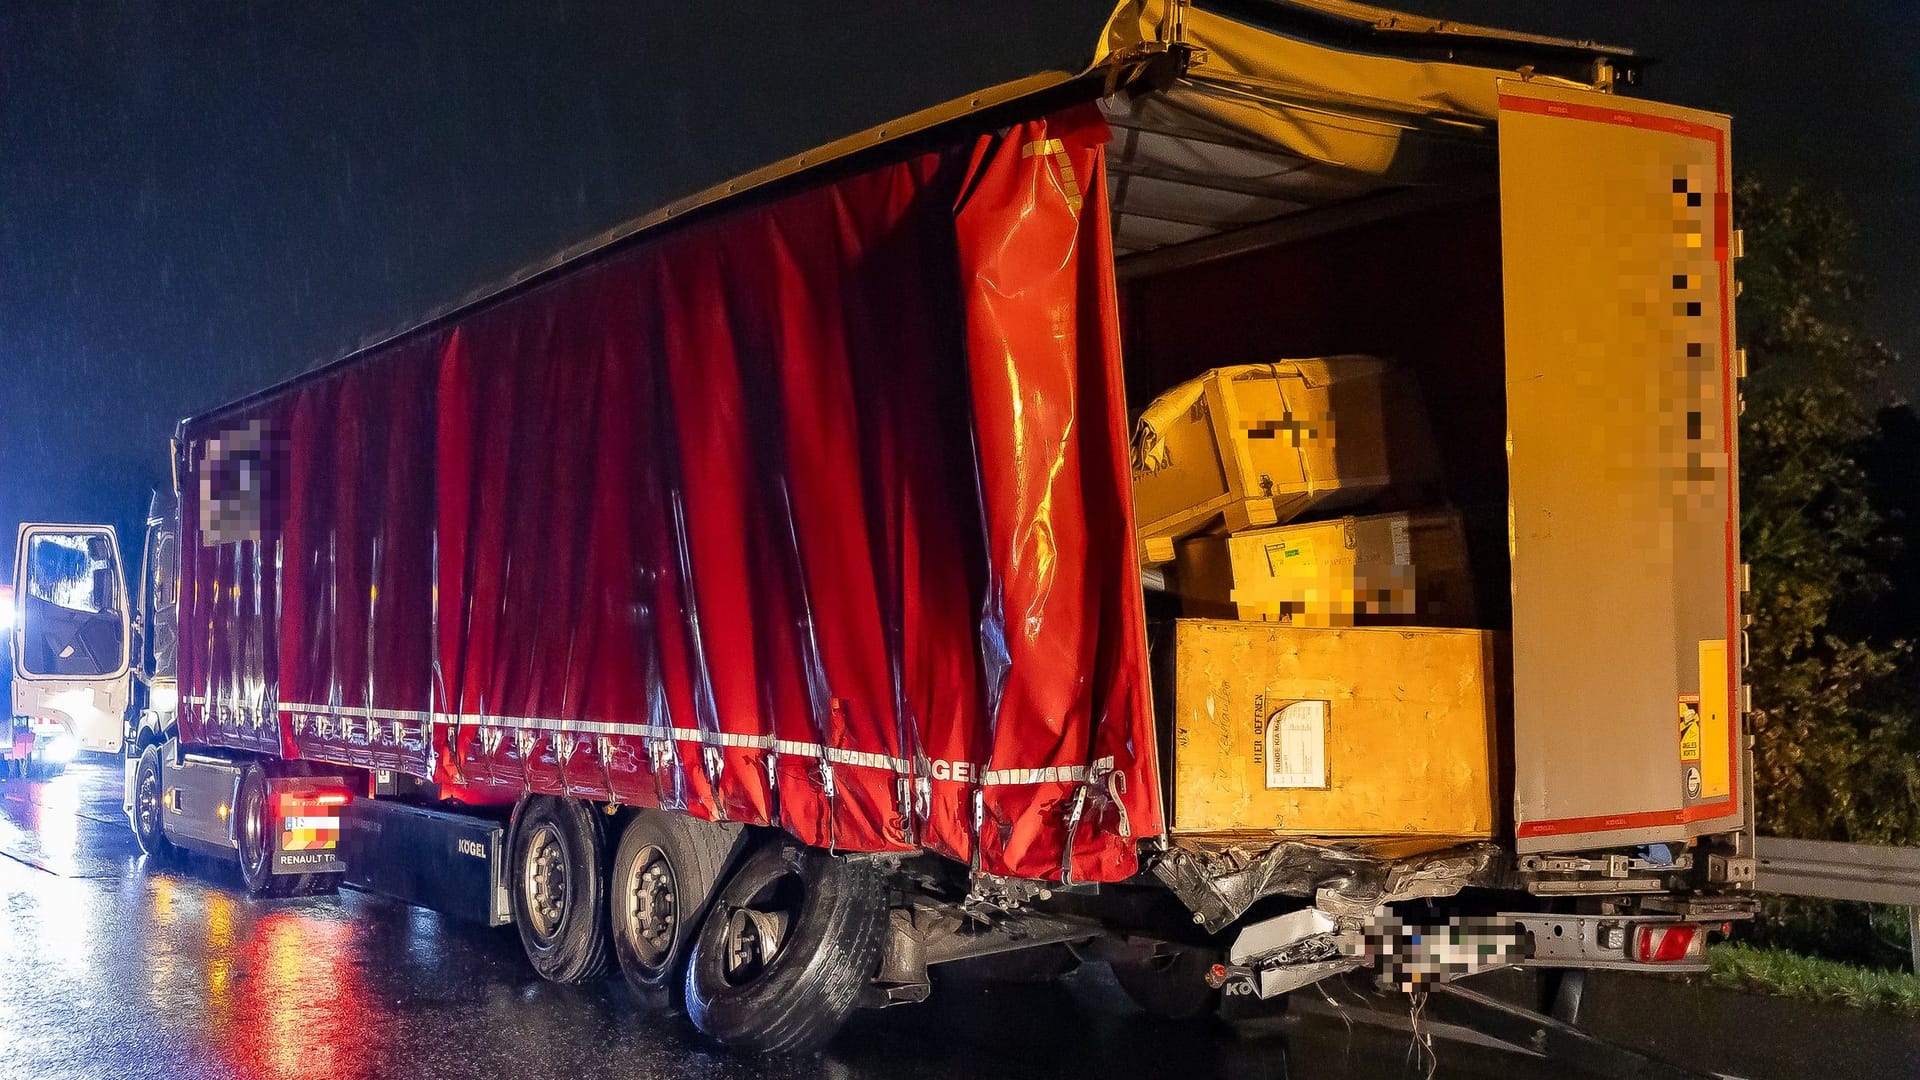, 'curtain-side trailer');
12,0,1757,1053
